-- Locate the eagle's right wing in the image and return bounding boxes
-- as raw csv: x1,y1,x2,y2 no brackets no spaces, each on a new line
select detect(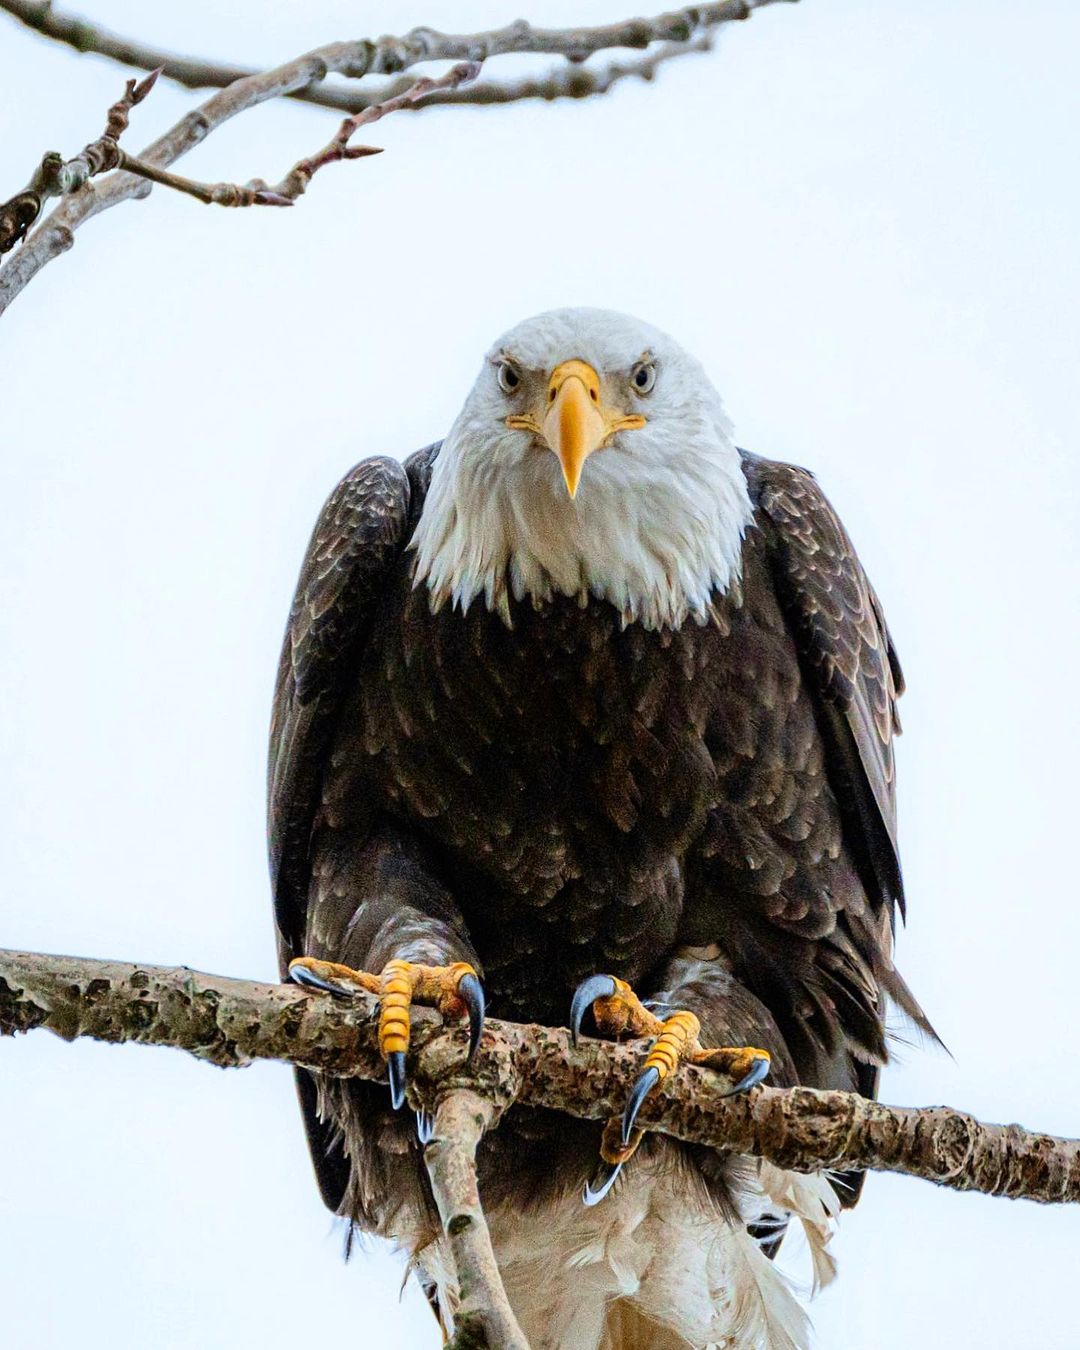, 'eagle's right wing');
268,455,415,959
268,451,437,1216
